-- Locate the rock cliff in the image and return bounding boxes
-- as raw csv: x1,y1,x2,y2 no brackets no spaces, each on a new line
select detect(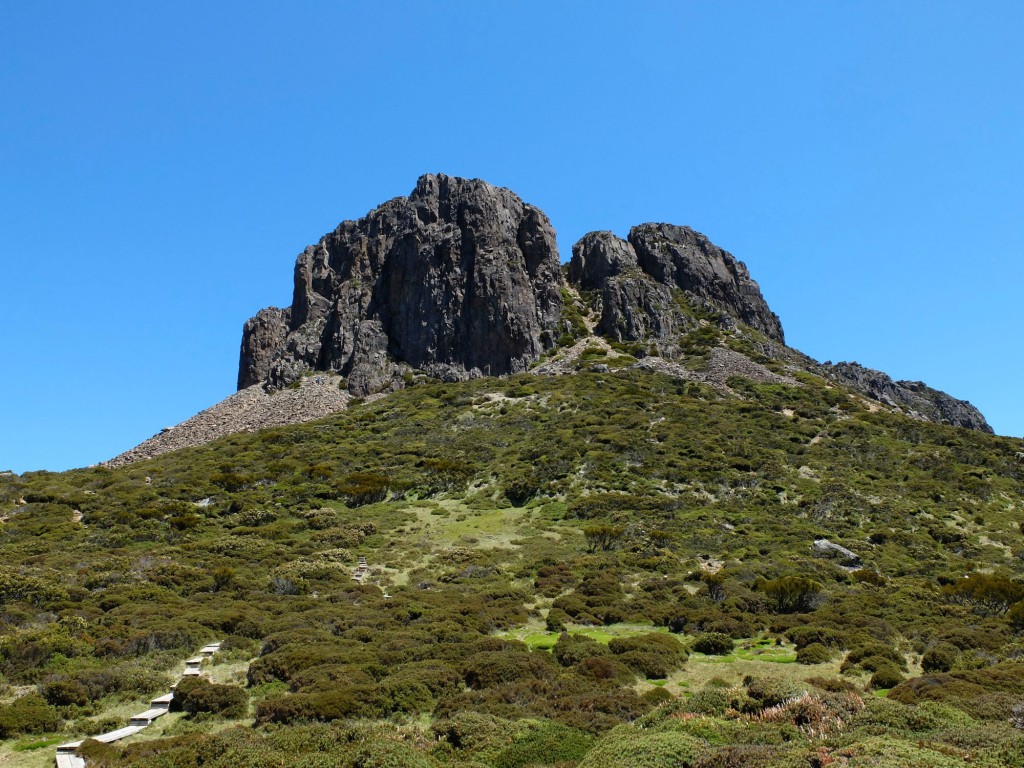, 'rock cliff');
239,174,563,395
567,226,783,355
